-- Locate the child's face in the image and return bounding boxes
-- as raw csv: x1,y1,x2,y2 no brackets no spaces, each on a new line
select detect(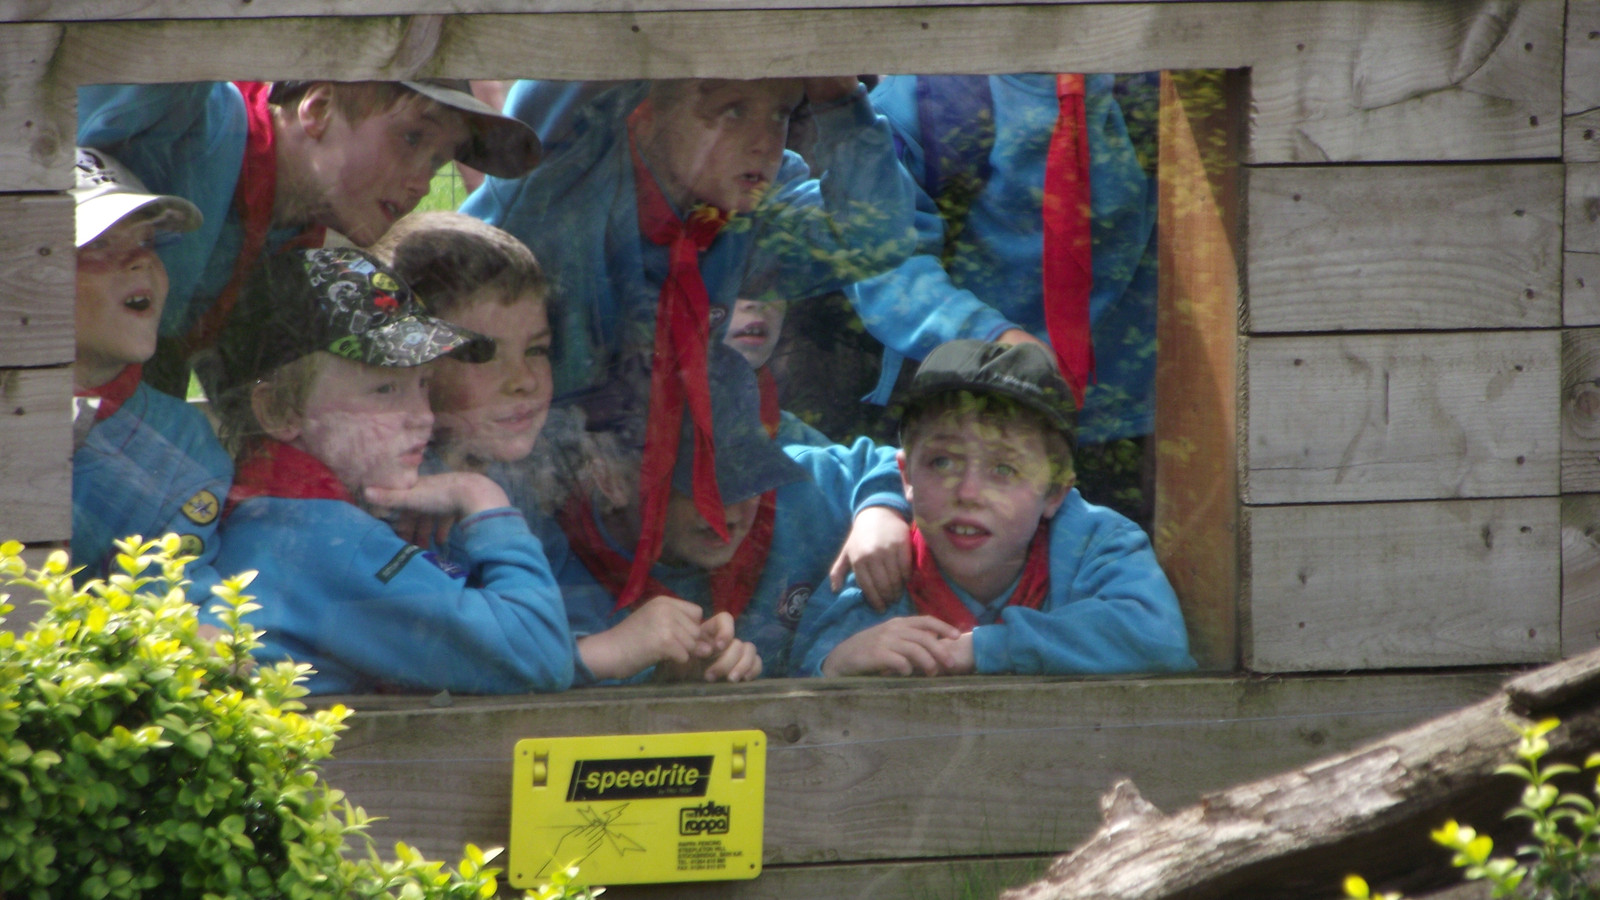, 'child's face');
292,354,436,494
644,79,803,214
429,291,553,464
305,96,471,246
659,490,763,570
75,217,168,385
900,412,1067,601
723,298,787,369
